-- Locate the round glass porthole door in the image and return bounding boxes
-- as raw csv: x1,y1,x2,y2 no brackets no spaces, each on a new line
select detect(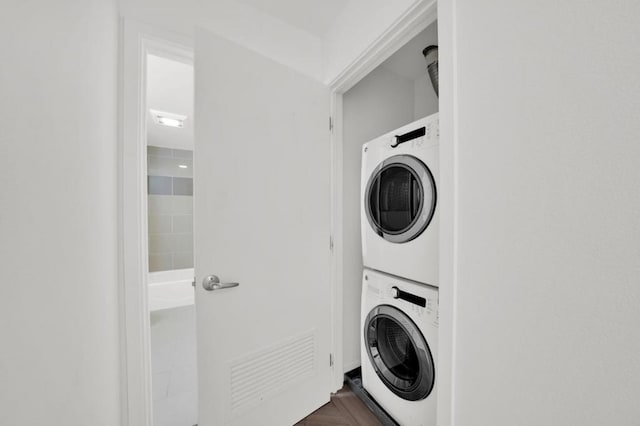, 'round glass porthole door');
365,155,436,243
364,305,435,401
